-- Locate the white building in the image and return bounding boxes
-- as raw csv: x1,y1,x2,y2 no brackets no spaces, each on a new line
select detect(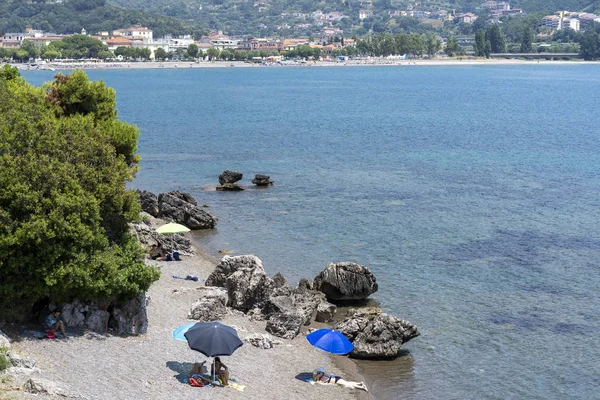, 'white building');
113,26,153,41
359,9,373,20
